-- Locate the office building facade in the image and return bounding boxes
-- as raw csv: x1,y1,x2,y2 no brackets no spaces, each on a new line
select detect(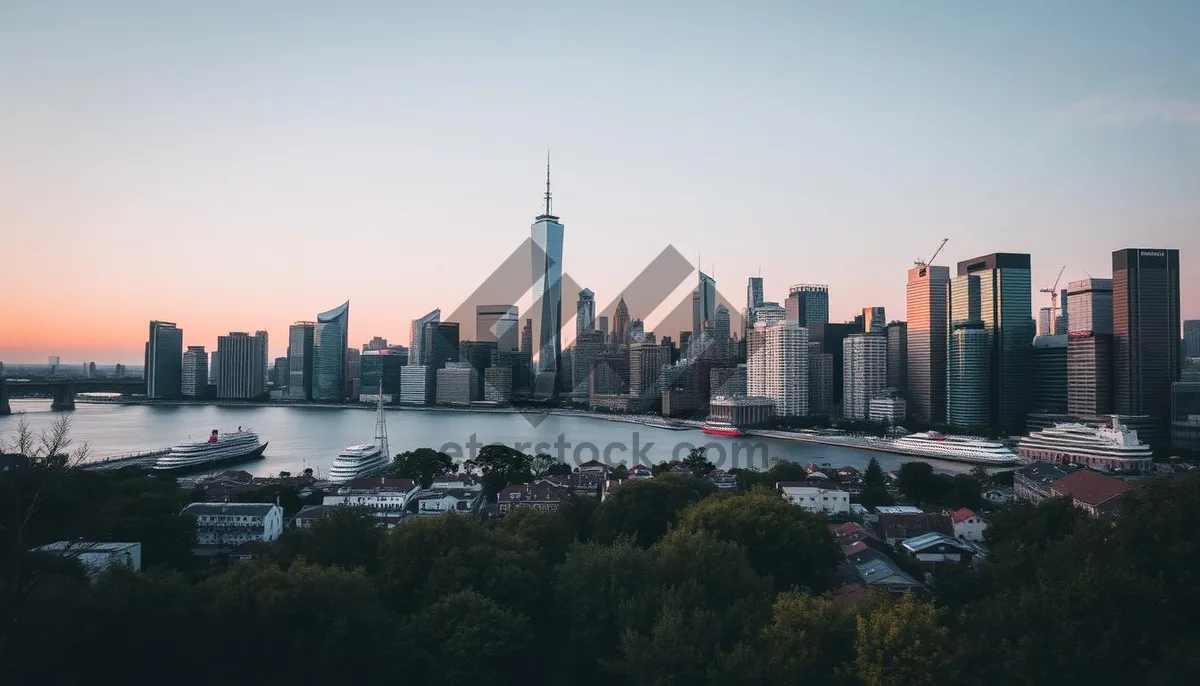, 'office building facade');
886,321,908,393
613,297,631,345
531,168,564,393
1031,335,1068,414
477,305,519,351
808,342,833,415
287,321,315,400
843,333,887,420
1185,320,1200,359
906,265,950,423
576,289,595,340
693,272,716,337
630,341,667,399
216,332,266,400
1066,278,1114,416
861,307,886,334
747,320,809,417
785,284,830,344
947,322,989,429
400,366,435,405
360,349,406,399
1113,249,1182,428
181,346,208,398
409,309,441,367
746,276,764,330
313,301,349,401
422,322,460,369
145,321,183,399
